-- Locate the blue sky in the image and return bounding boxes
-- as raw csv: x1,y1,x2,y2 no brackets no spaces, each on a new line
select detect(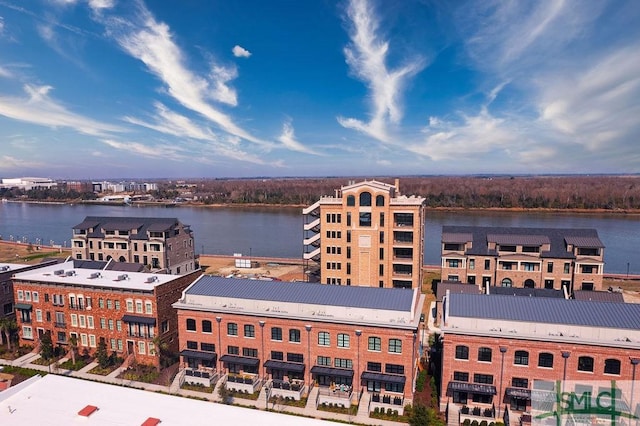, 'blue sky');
0,0,639,179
